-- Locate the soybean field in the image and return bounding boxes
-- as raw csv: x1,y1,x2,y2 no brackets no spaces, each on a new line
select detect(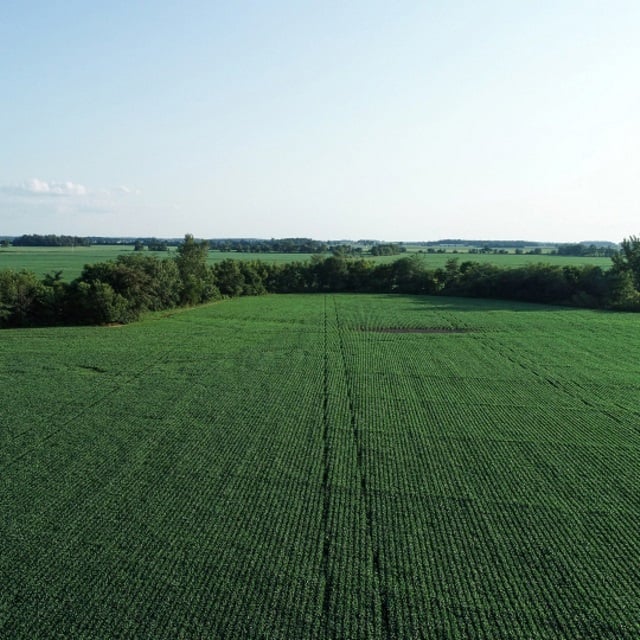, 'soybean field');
1,294,639,638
